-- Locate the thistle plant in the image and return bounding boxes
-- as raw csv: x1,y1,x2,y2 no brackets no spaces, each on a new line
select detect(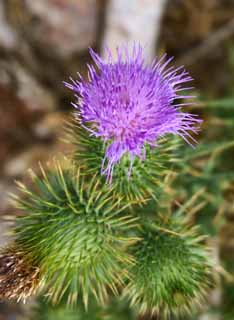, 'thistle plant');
0,44,213,318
